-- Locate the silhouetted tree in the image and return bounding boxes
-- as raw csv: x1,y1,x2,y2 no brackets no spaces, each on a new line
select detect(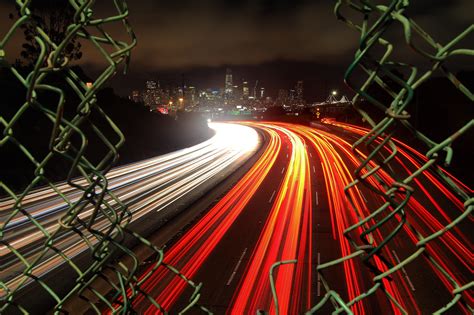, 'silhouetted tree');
10,0,82,66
